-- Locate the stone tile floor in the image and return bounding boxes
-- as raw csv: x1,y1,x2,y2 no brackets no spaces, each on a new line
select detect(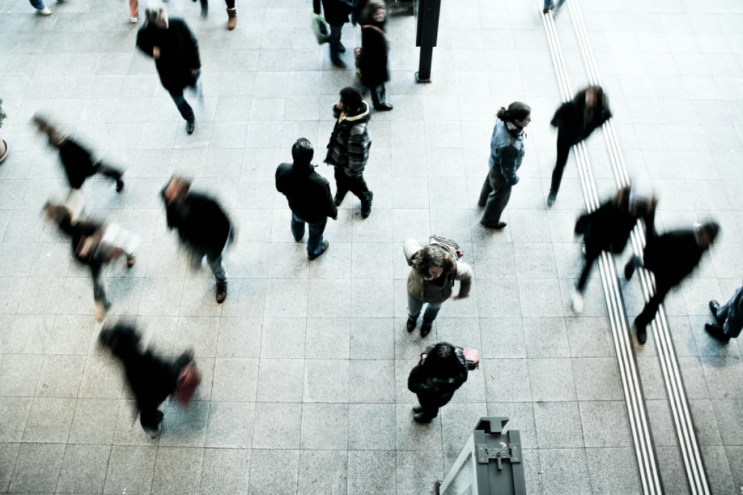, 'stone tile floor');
0,0,741,493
